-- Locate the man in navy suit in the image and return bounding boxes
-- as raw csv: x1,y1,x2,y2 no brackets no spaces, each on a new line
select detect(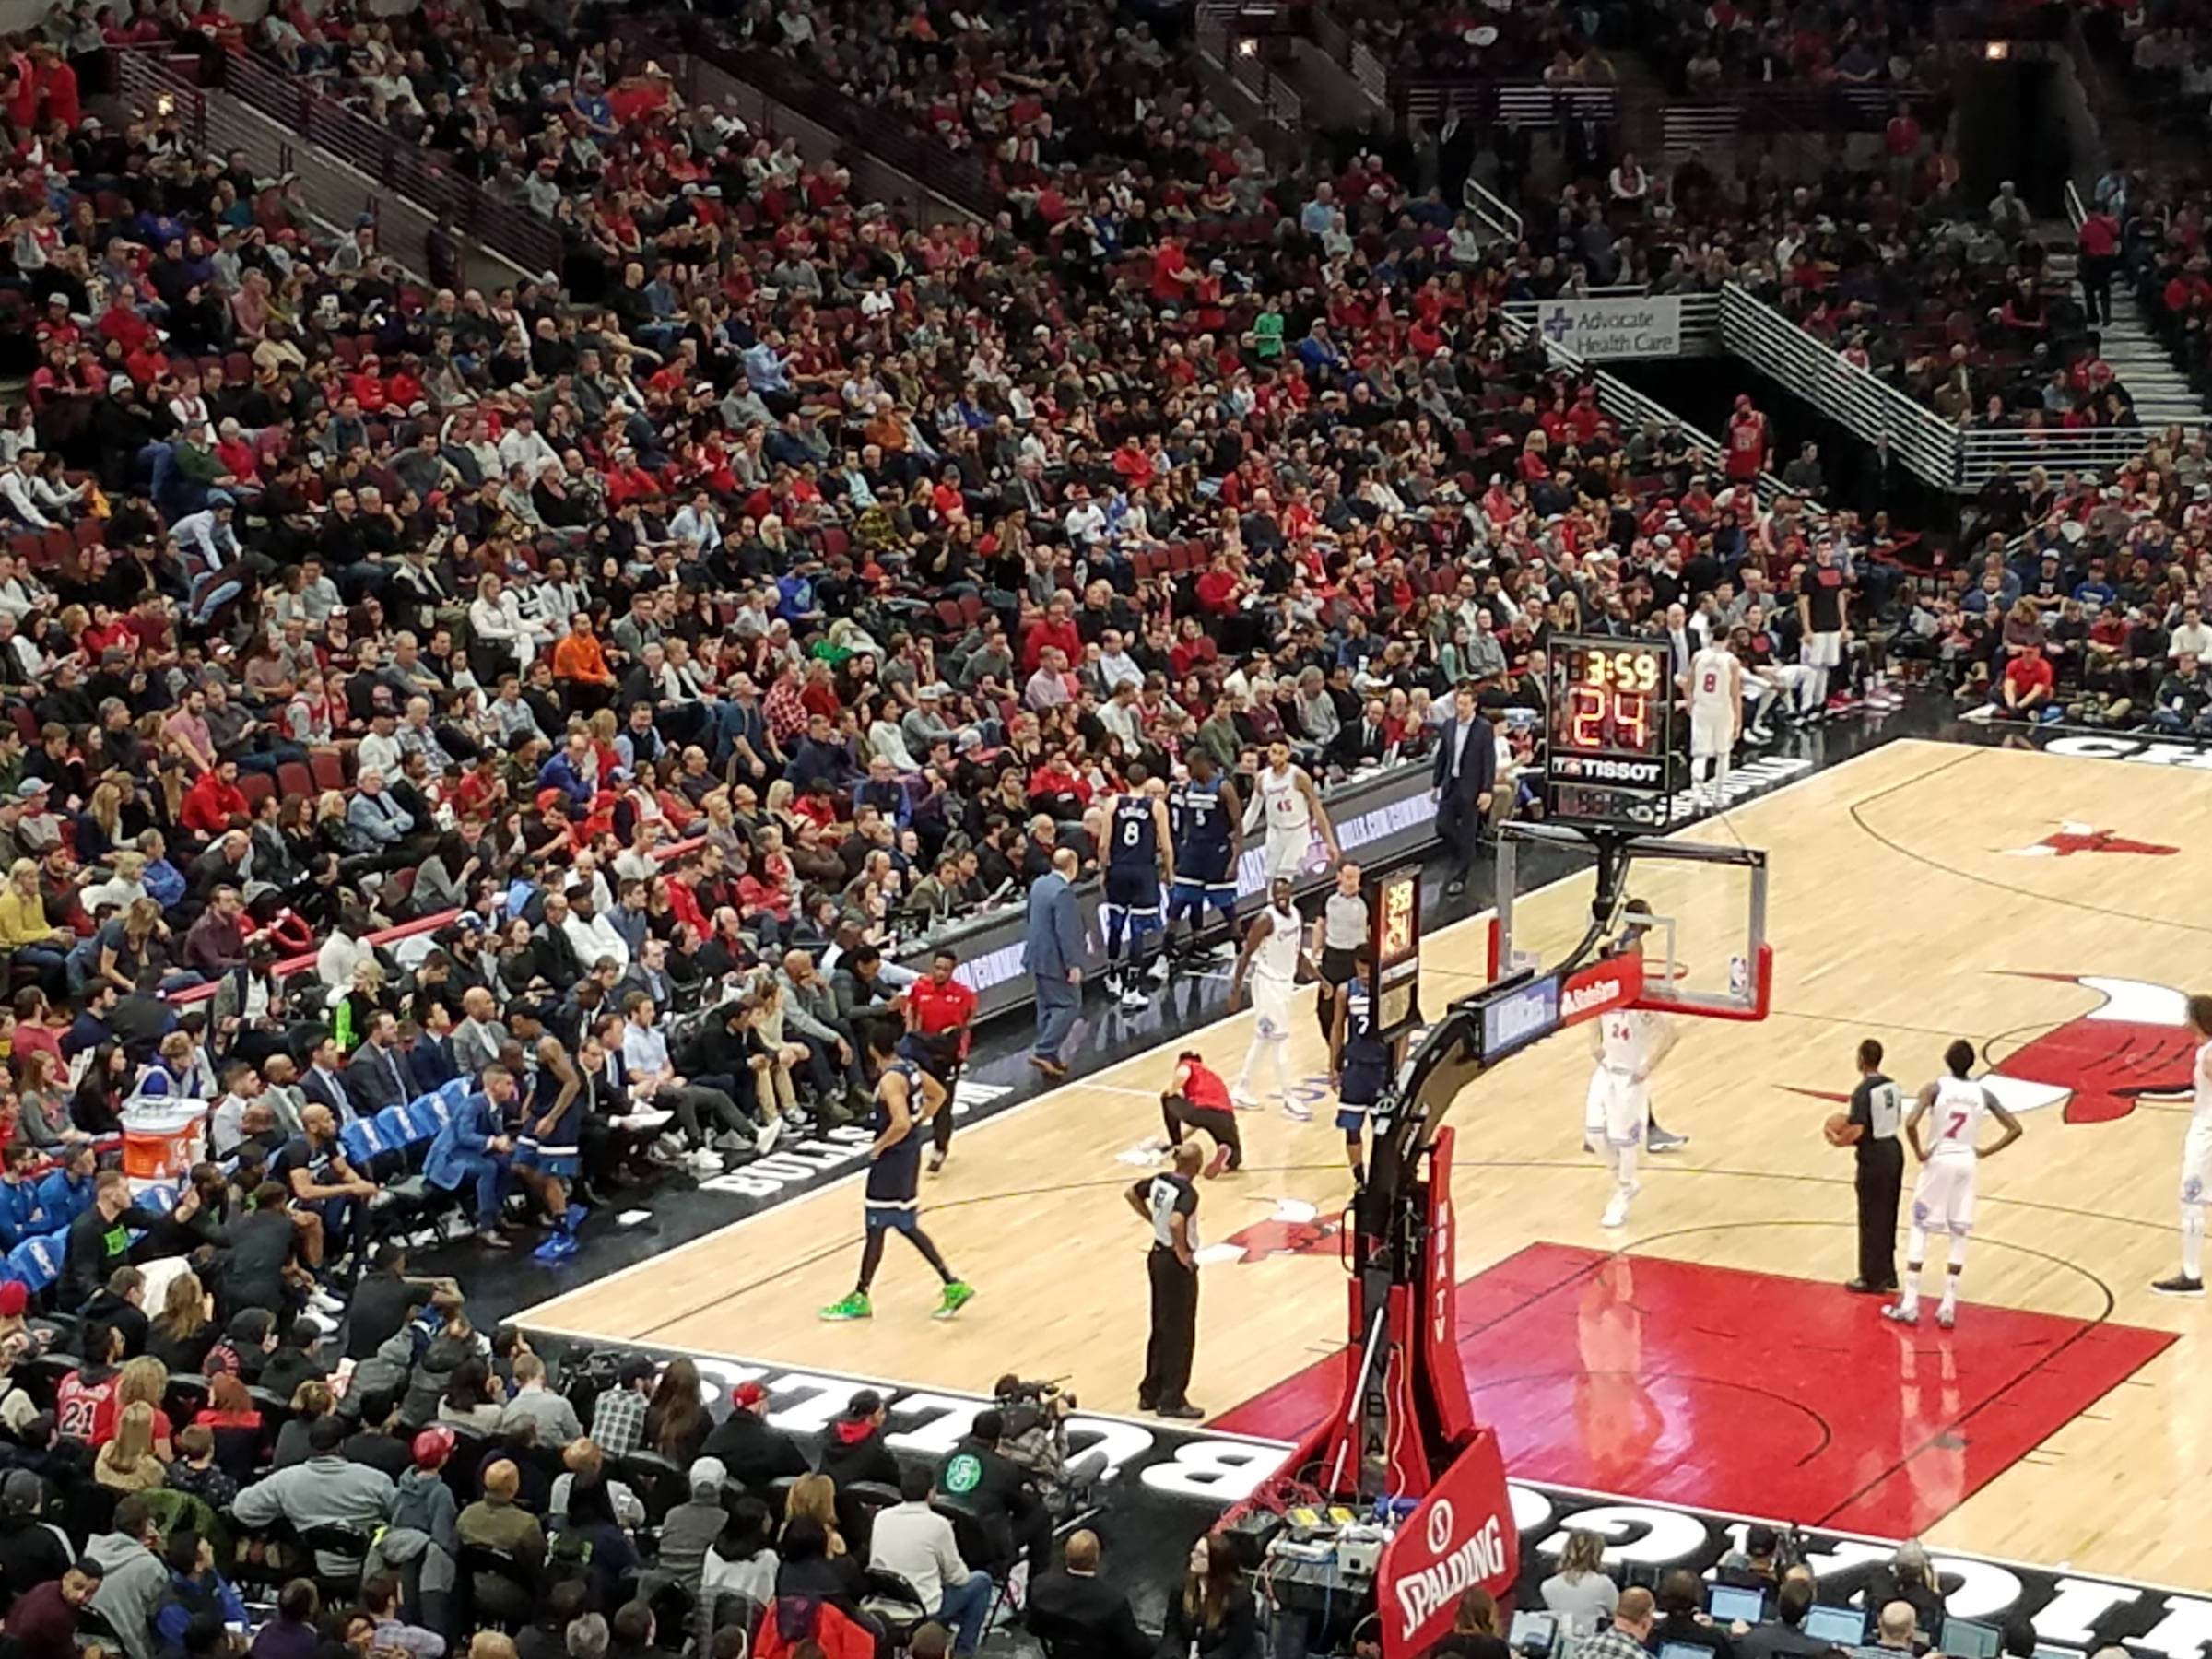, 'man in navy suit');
1430,684,1497,898
425,1064,517,1247
1023,847,1086,1080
